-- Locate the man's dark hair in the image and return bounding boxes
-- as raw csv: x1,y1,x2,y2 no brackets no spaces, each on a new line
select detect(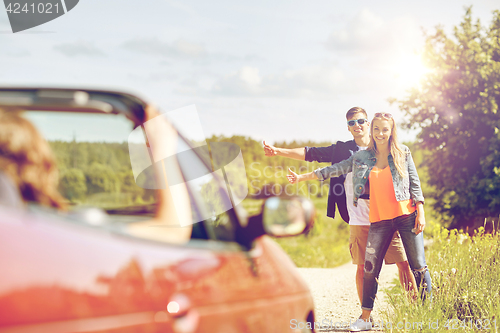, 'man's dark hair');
345,107,367,120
